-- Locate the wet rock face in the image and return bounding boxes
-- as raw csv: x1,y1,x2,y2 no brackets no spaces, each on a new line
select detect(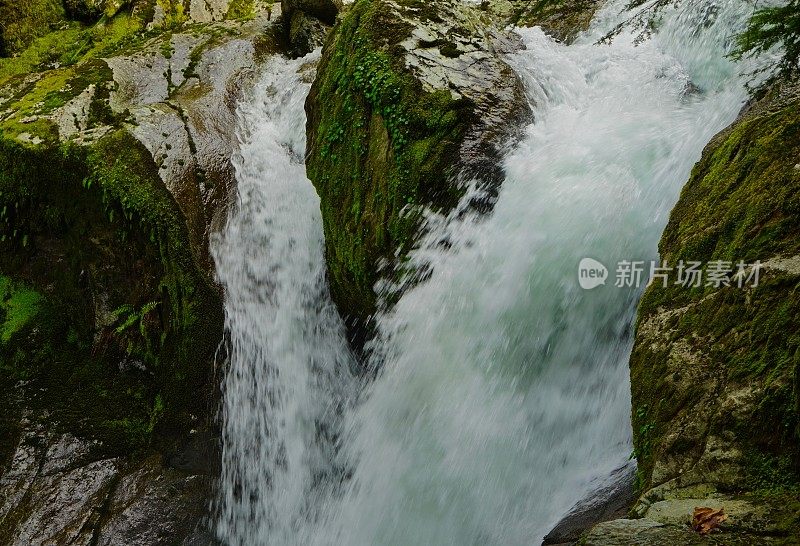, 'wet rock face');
0,423,217,545
104,21,264,269
287,8,330,57
305,0,531,342
484,0,604,42
280,0,341,57
0,428,119,546
542,464,637,545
